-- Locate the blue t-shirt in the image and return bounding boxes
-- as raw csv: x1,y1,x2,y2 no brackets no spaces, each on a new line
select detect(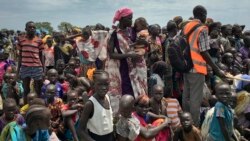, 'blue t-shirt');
31,130,50,141
41,82,63,99
208,101,234,141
